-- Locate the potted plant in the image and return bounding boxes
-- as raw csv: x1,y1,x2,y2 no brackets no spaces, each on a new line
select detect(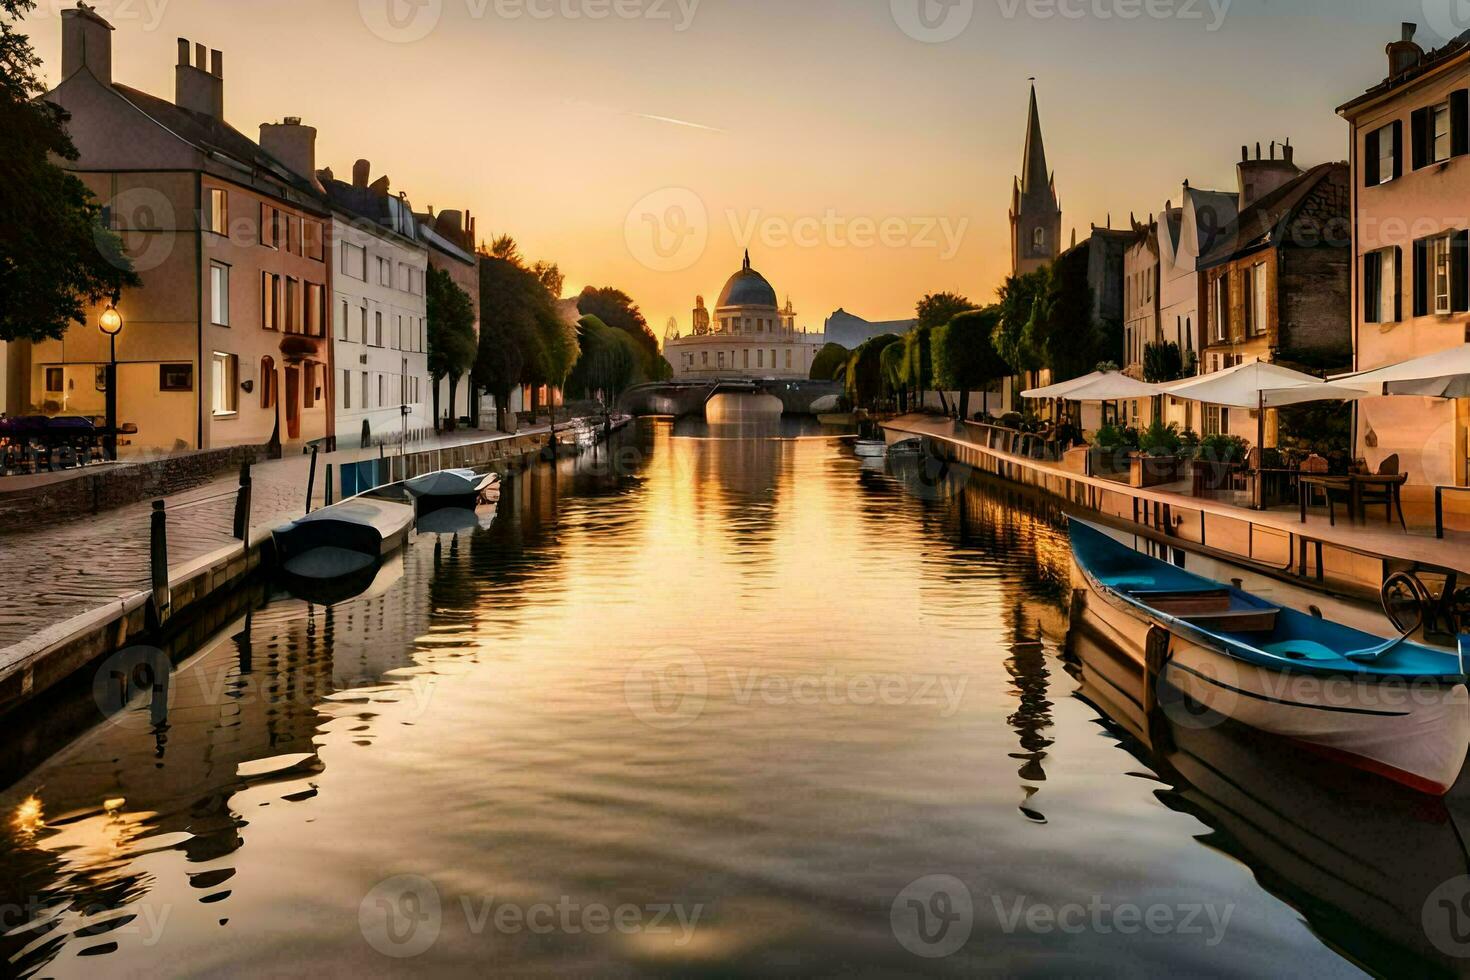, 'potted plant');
1131,420,1185,487
1191,433,1249,492
1089,422,1138,478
